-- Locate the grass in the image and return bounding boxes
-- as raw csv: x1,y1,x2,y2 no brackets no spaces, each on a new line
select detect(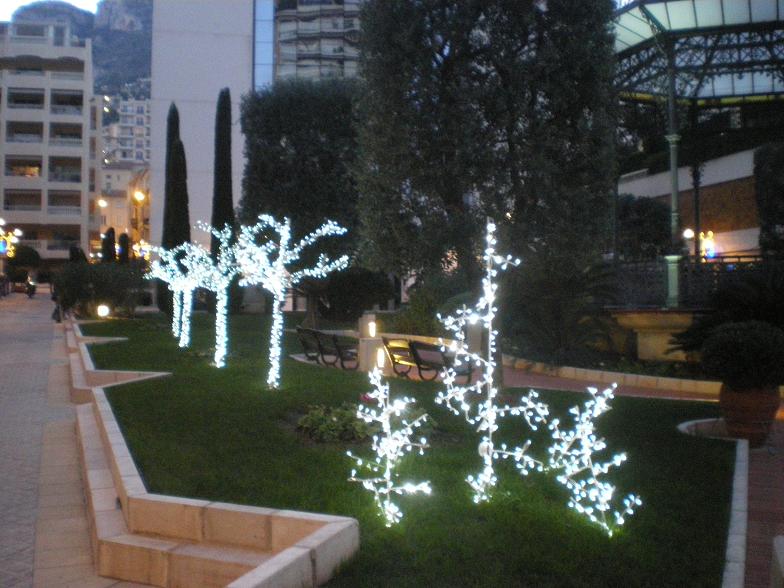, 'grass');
82,312,735,587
